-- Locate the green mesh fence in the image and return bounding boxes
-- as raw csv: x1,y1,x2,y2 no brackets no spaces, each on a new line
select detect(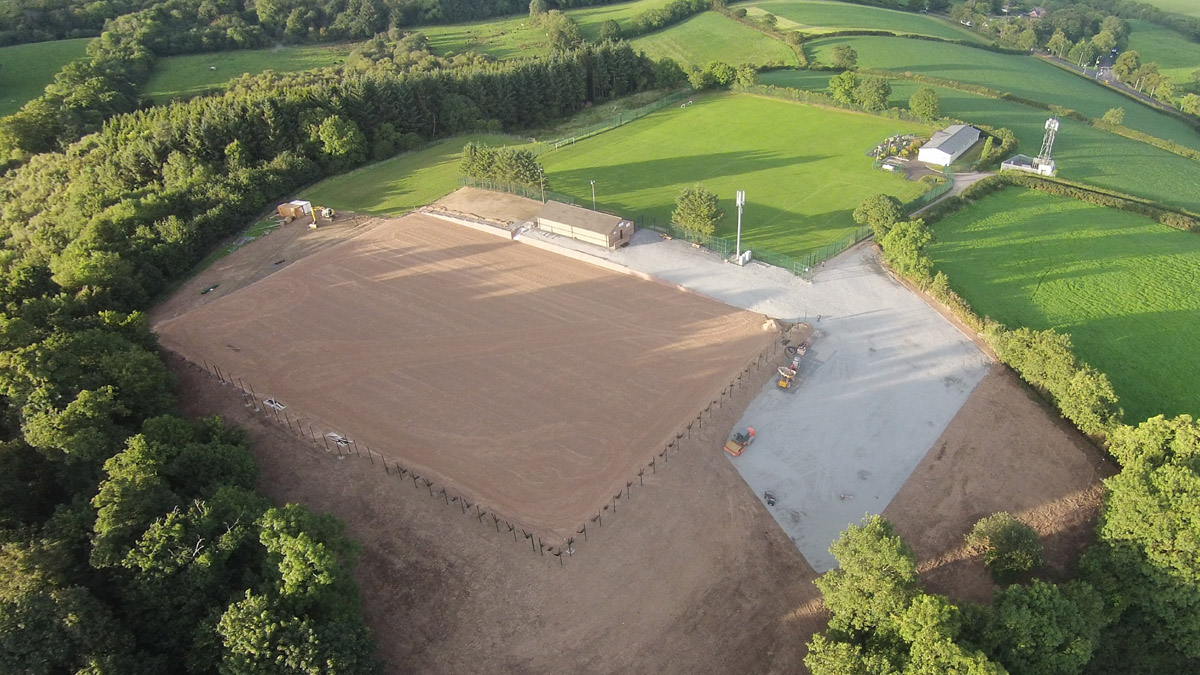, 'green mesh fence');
457,176,574,205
